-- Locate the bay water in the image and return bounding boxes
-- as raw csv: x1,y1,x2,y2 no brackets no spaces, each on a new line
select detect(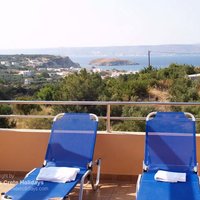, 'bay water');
71,54,200,72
